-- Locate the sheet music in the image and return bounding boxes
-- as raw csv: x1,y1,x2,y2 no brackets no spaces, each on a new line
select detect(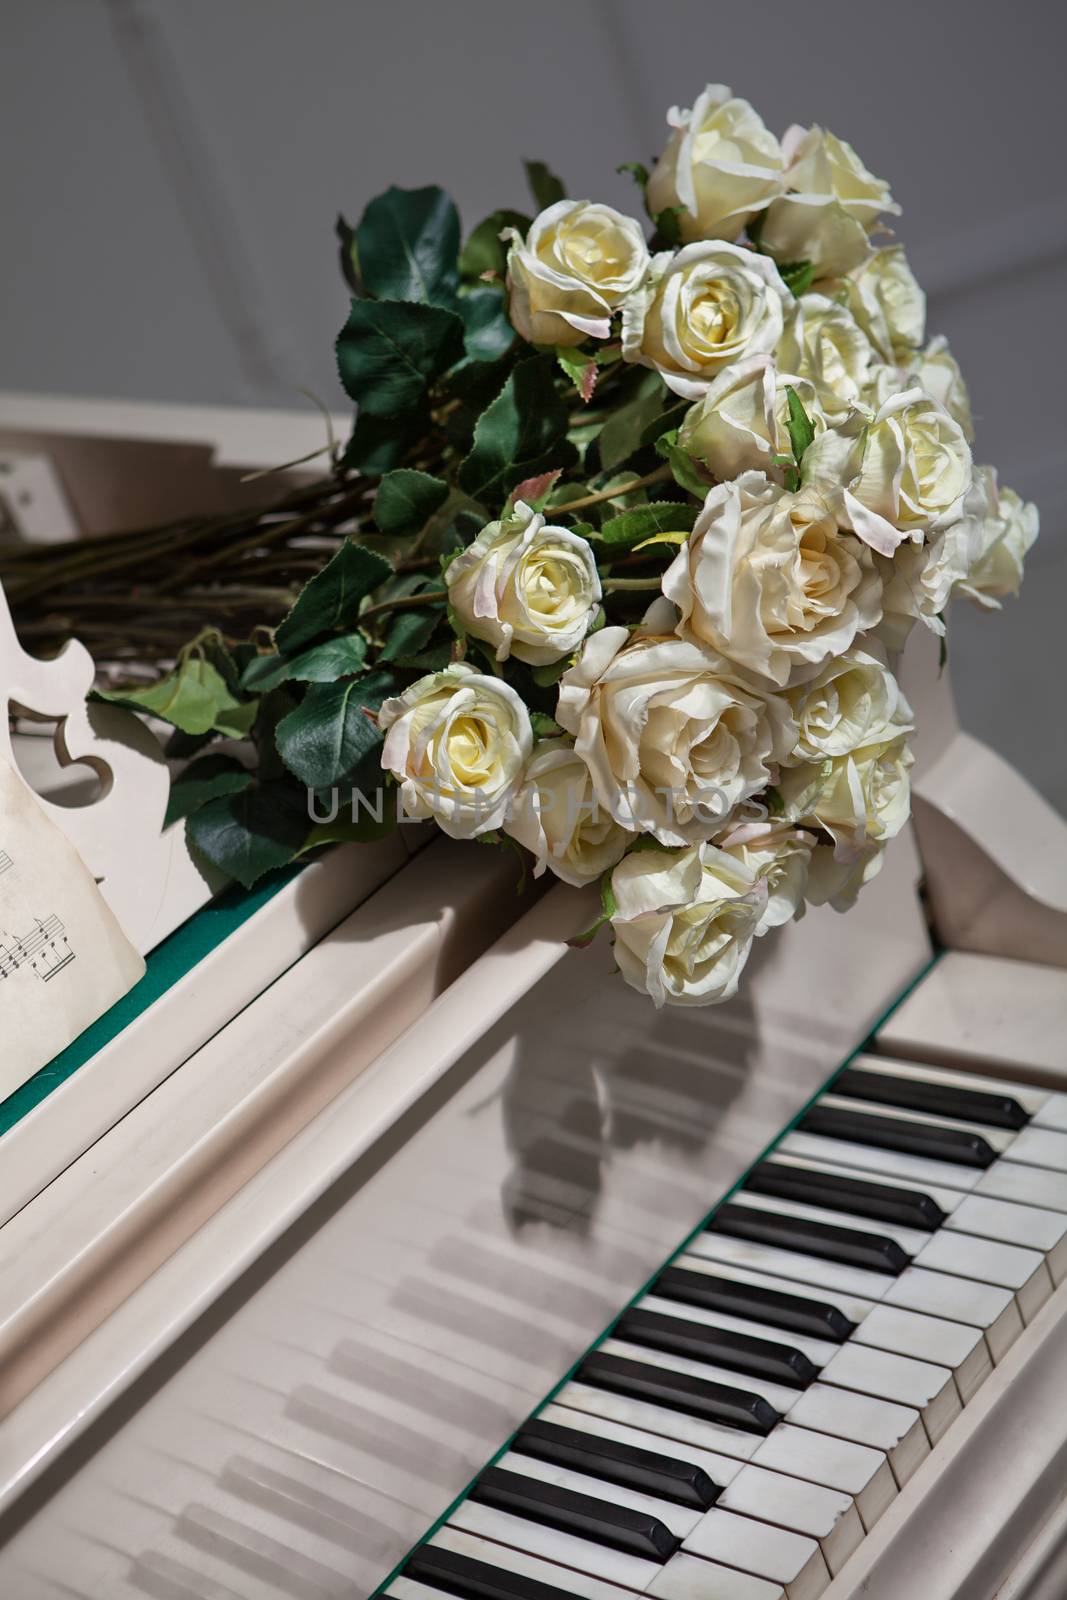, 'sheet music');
0,756,145,1101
